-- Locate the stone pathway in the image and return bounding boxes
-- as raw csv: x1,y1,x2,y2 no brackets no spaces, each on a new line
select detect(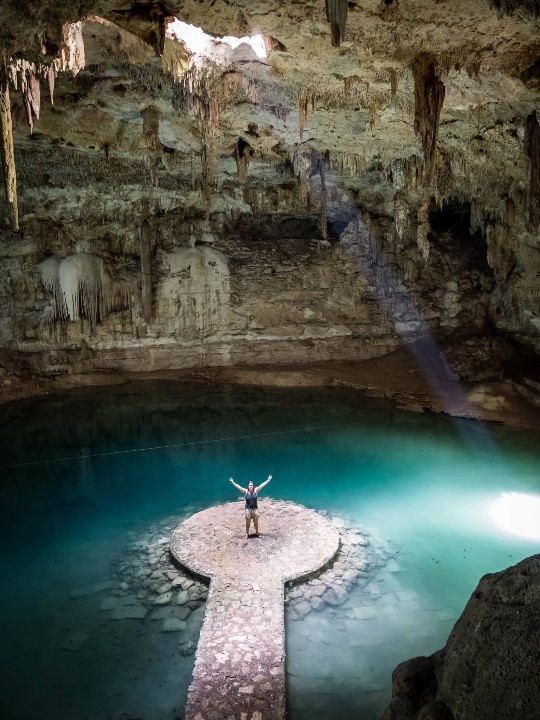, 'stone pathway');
170,499,340,720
